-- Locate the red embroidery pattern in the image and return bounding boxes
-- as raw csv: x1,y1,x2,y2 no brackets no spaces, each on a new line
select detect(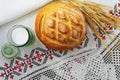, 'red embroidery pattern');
0,50,53,79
